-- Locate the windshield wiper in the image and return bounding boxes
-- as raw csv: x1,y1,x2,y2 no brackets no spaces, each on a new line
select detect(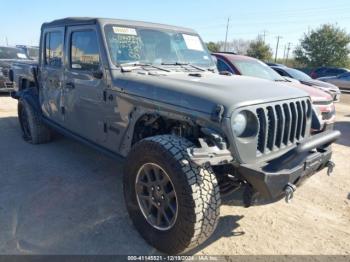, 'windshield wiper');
161,62,207,72
120,62,170,73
